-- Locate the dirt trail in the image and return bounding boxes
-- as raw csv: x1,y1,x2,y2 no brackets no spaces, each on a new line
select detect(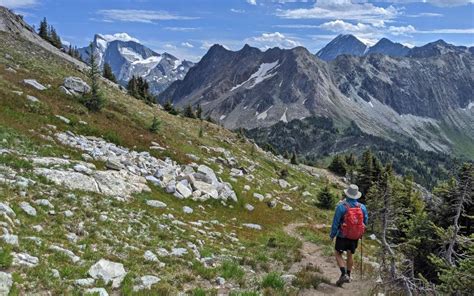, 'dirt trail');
284,223,373,296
